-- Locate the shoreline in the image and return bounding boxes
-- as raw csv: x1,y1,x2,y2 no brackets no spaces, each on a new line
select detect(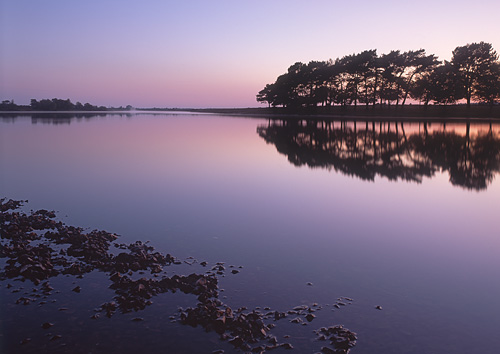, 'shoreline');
184,105,500,120
2,106,500,123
